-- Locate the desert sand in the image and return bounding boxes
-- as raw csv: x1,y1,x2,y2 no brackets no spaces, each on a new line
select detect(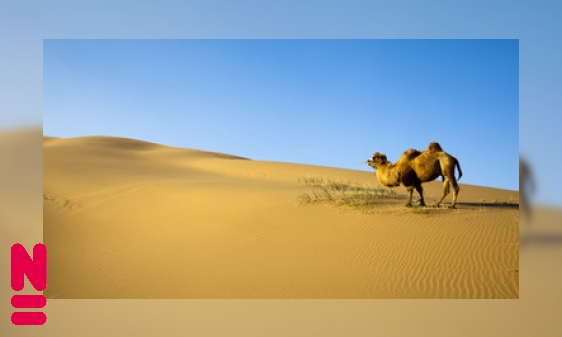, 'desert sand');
43,135,519,299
